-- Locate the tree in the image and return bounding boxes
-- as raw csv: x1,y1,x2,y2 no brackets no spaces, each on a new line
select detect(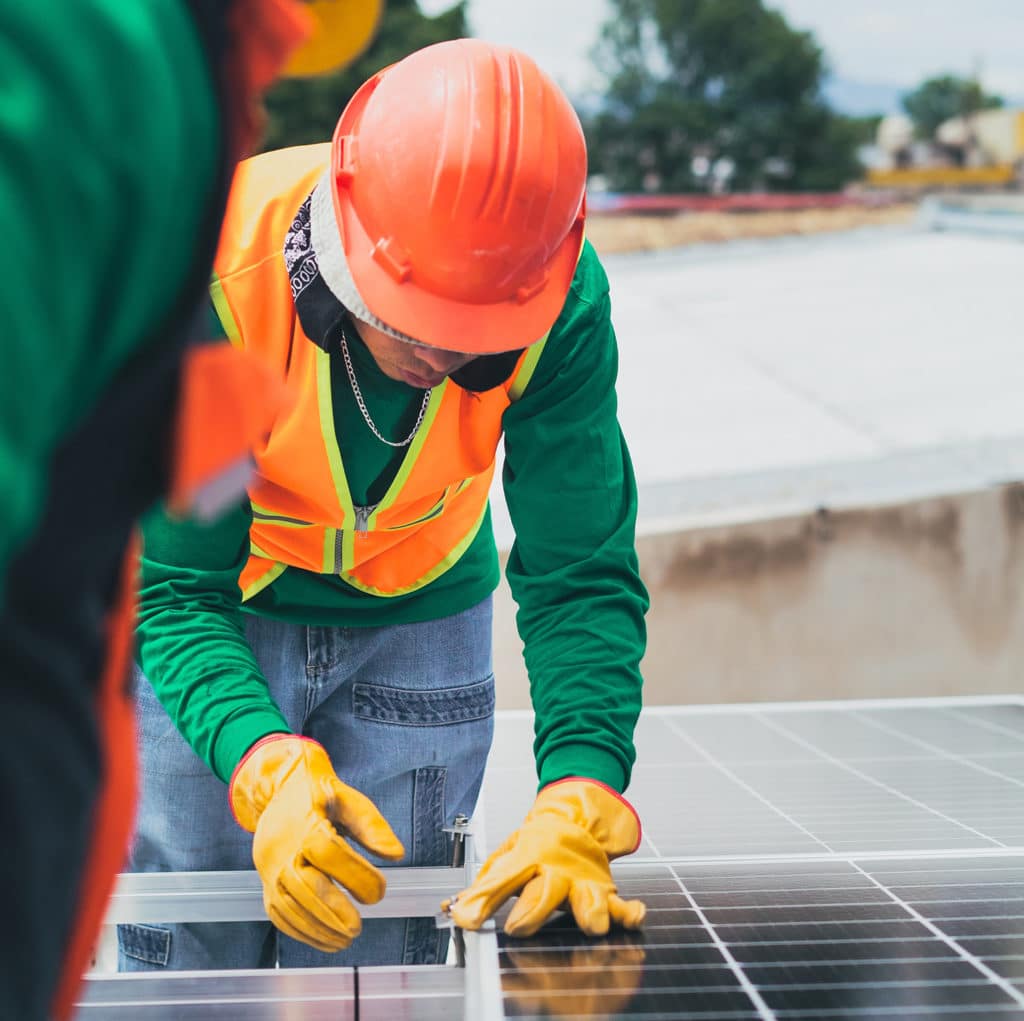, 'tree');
586,0,862,192
901,75,1004,139
259,0,468,152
